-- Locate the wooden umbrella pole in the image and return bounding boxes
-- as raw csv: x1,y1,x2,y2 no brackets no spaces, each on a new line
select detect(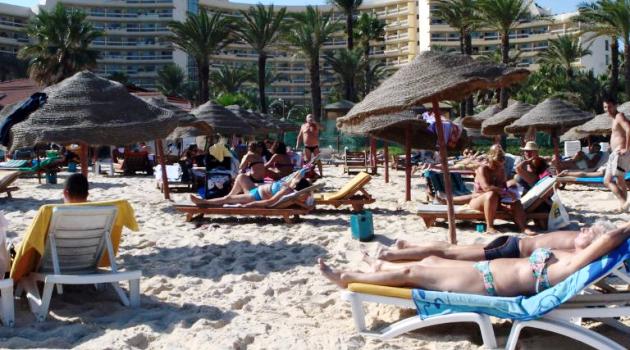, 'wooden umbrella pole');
384,142,389,183
552,129,560,161
80,142,89,178
405,128,411,201
432,100,457,244
156,138,171,200
370,137,377,174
